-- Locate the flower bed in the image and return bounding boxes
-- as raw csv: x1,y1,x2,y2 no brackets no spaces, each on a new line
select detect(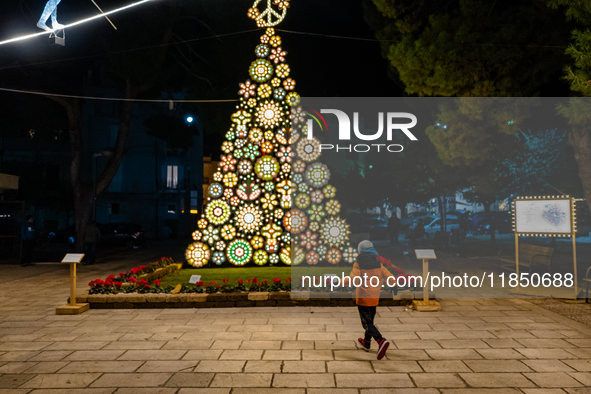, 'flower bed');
88,257,182,294
76,255,418,309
